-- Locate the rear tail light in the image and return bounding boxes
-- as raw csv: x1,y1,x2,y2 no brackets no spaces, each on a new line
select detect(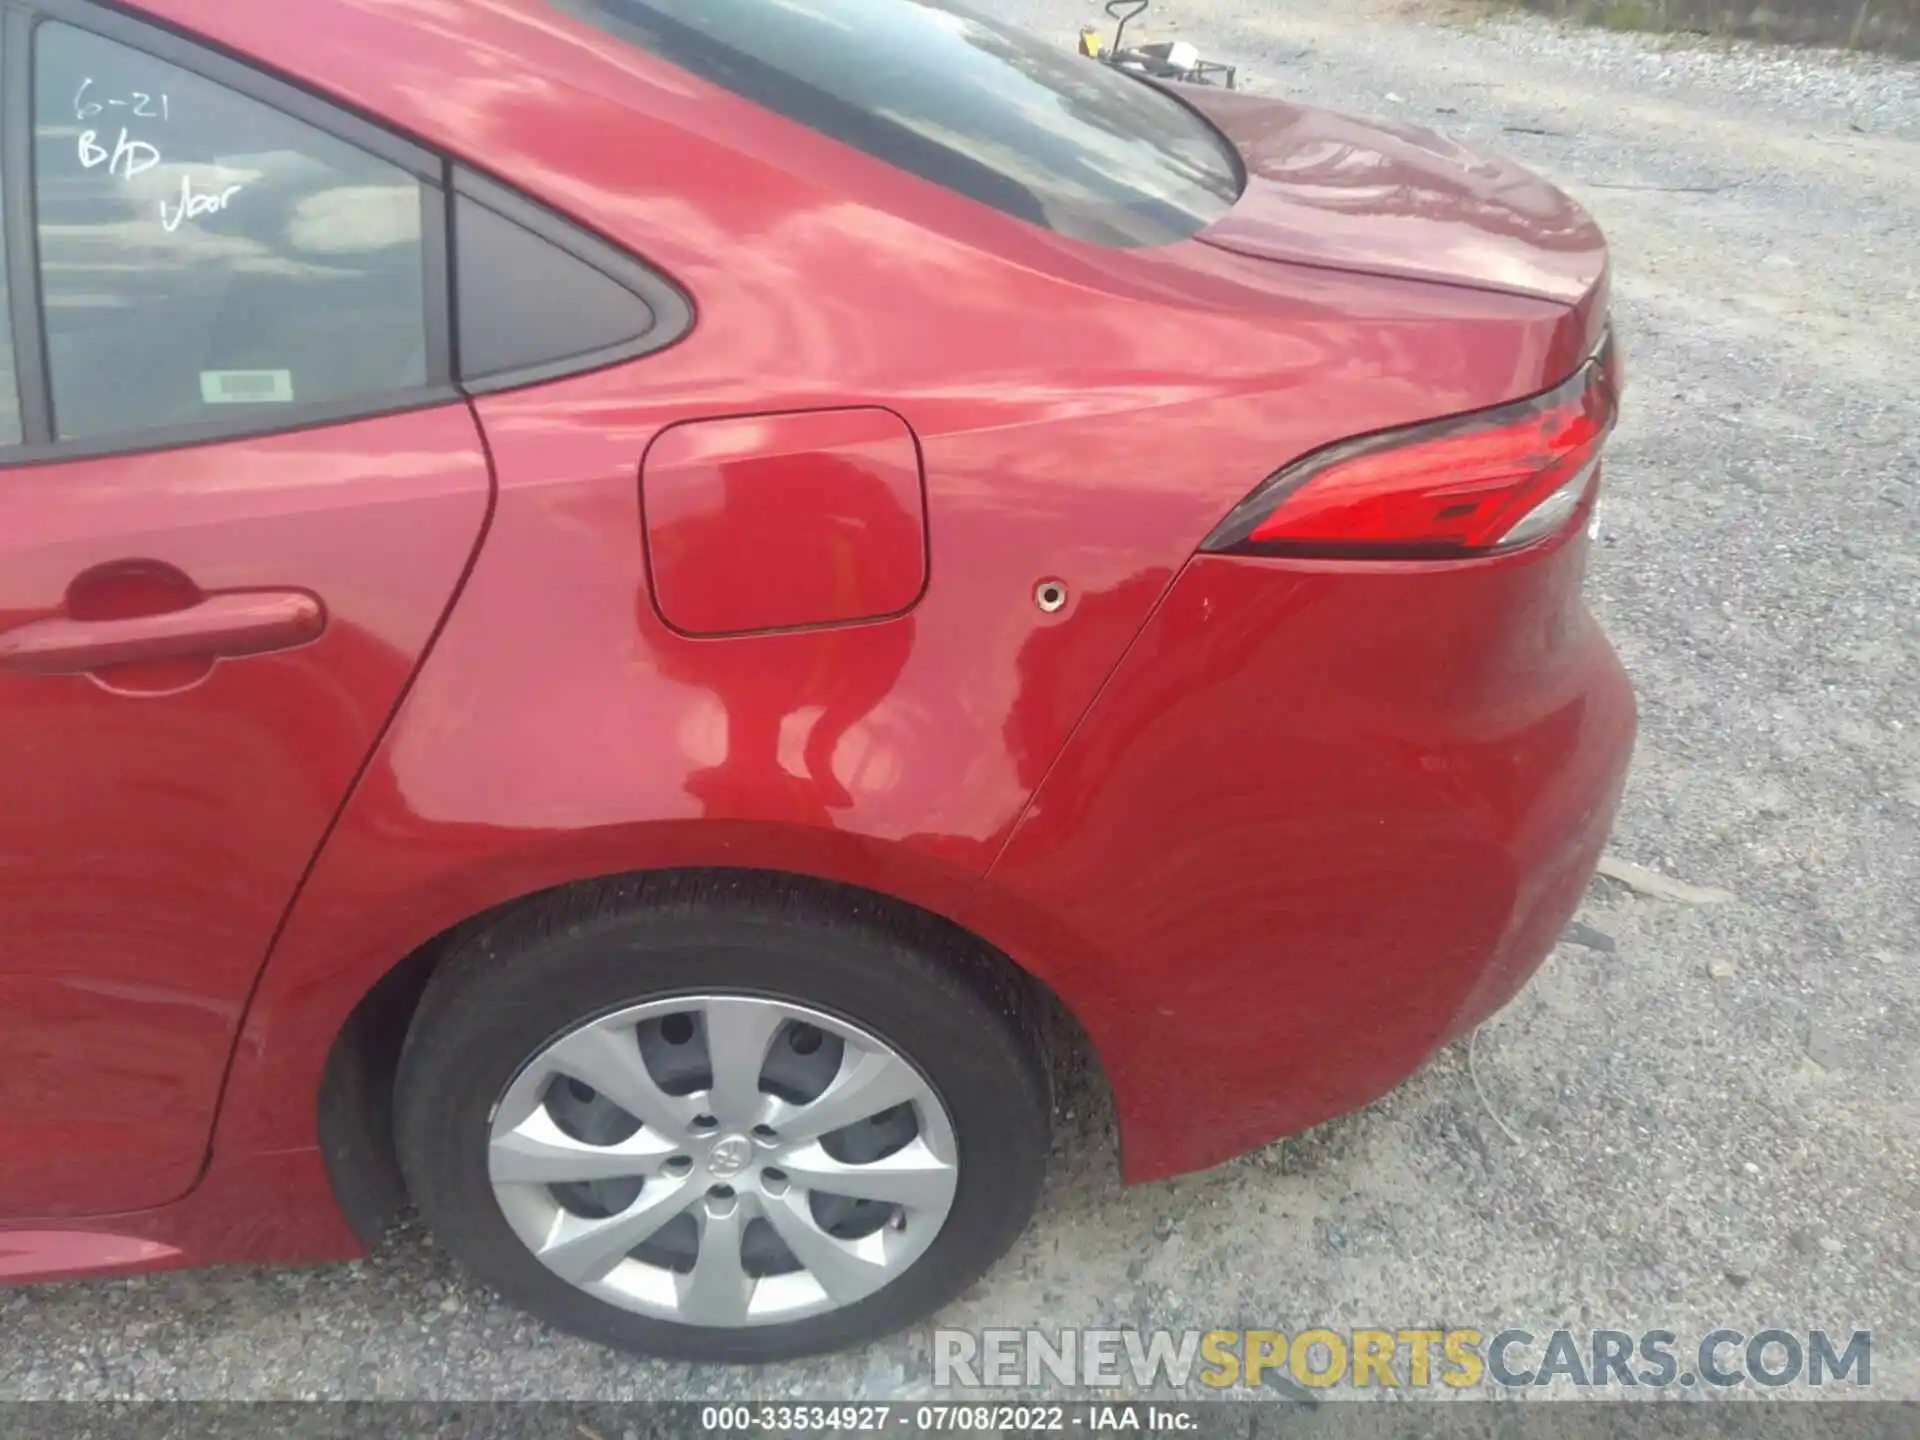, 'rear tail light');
1202,334,1620,559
